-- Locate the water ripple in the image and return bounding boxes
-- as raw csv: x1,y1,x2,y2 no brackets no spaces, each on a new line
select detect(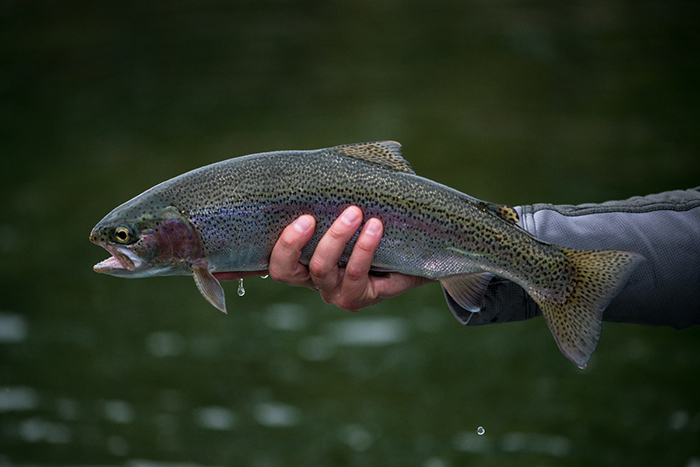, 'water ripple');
0,386,38,412
193,406,237,431
254,401,301,428
0,312,27,343
327,317,410,346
